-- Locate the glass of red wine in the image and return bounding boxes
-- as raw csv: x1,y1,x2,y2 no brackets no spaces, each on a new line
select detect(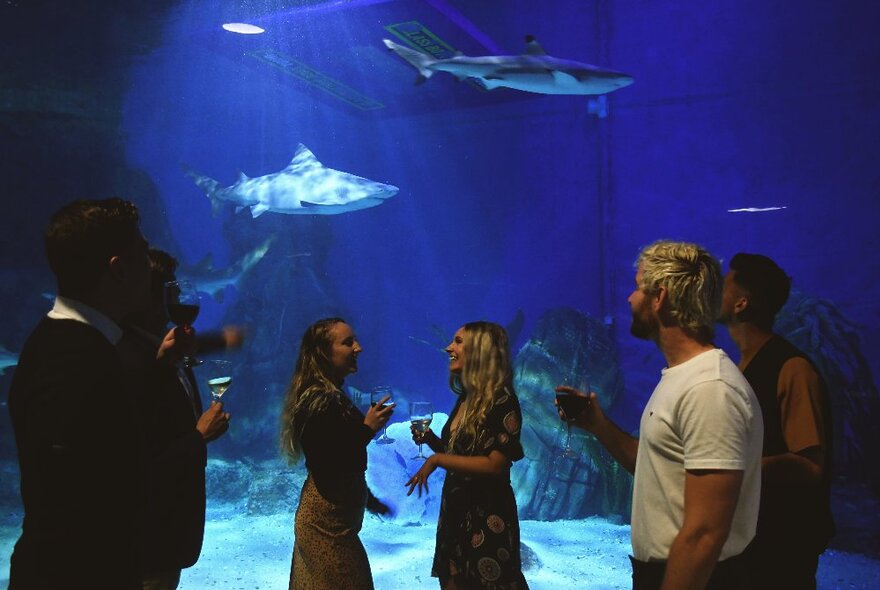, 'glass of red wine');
556,386,590,459
163,279,201,366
